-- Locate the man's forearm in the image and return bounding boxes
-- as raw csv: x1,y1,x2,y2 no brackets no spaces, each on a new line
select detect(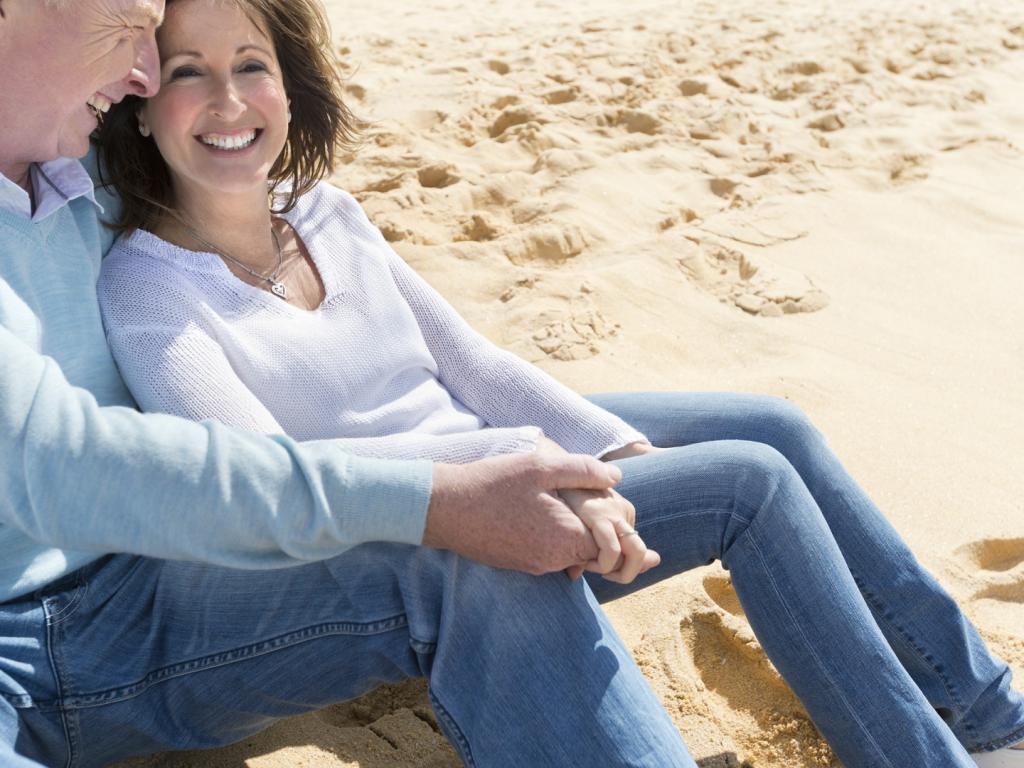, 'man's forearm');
1,328,433,566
